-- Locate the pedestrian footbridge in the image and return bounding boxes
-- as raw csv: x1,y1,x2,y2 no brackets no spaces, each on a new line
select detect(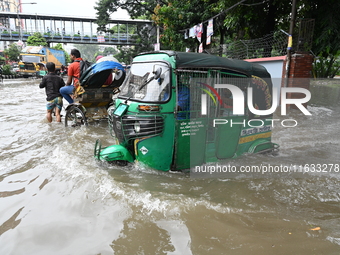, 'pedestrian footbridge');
0,12,153,46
